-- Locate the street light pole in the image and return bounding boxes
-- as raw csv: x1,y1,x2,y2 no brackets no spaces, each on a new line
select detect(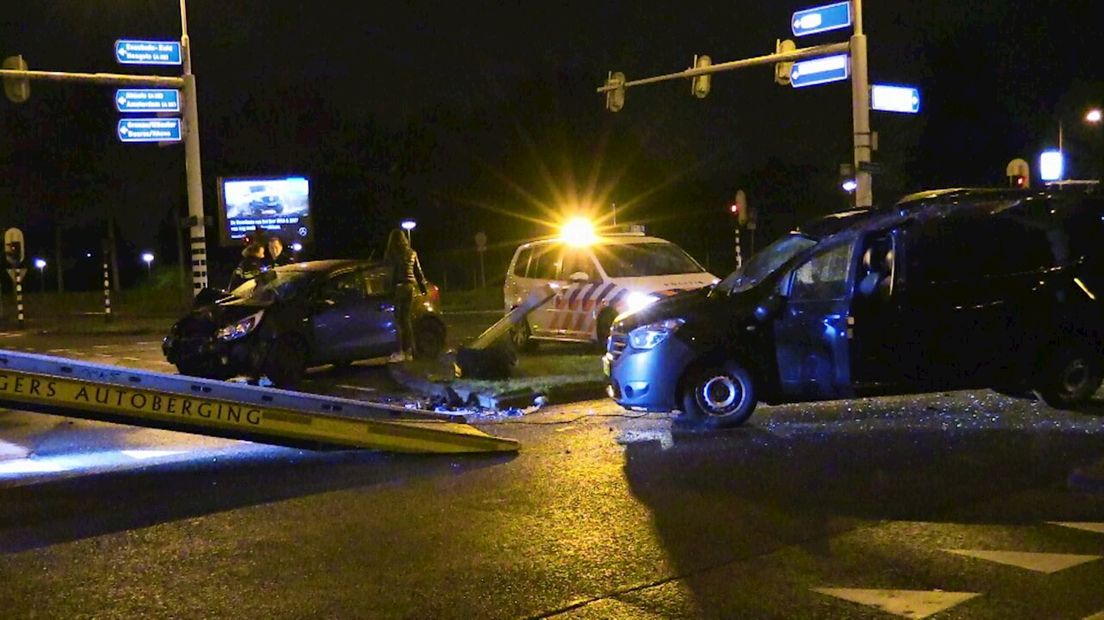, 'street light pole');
850,0,873,208
180,0,208,294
